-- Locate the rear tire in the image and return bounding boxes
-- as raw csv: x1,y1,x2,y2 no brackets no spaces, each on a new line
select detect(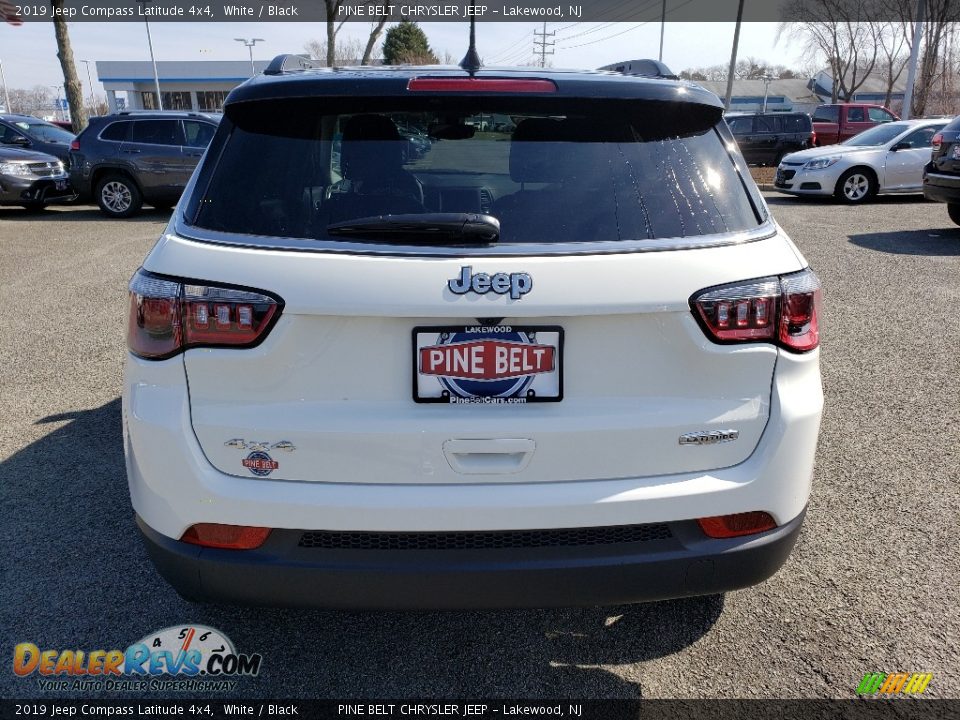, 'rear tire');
948,203,960,227
96,174,142,218
834,168,877,204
